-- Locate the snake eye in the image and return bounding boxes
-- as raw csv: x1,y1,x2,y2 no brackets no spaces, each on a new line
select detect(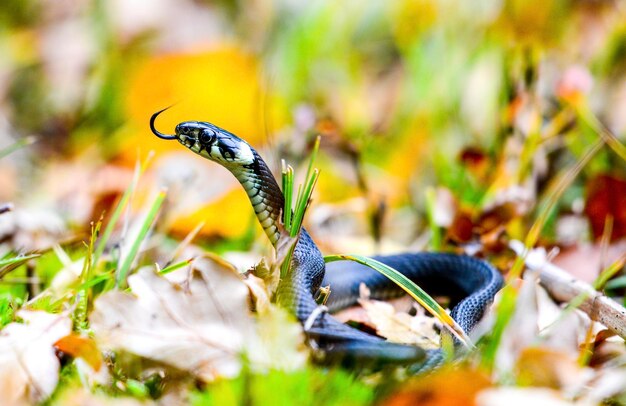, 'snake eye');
199,130,215,145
